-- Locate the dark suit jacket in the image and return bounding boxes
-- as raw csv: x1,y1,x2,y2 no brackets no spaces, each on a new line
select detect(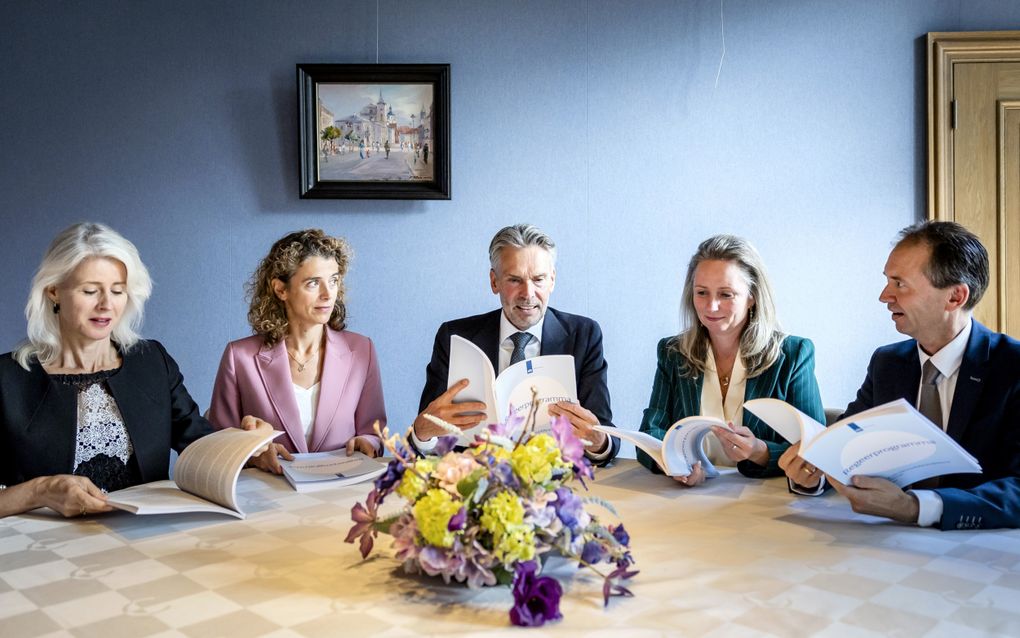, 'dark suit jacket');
638,335,825,478
843,321,1020,530
418,307,619,464
0,340,213,486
